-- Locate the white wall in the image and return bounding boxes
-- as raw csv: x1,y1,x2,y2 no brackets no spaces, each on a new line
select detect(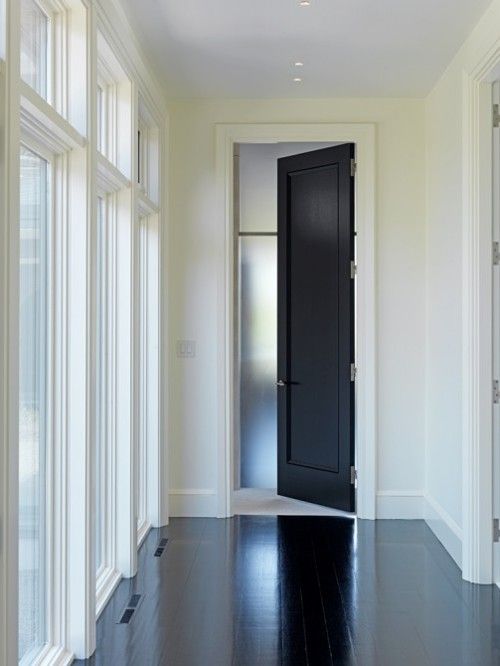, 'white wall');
425,0,500,568
167,98,427,517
